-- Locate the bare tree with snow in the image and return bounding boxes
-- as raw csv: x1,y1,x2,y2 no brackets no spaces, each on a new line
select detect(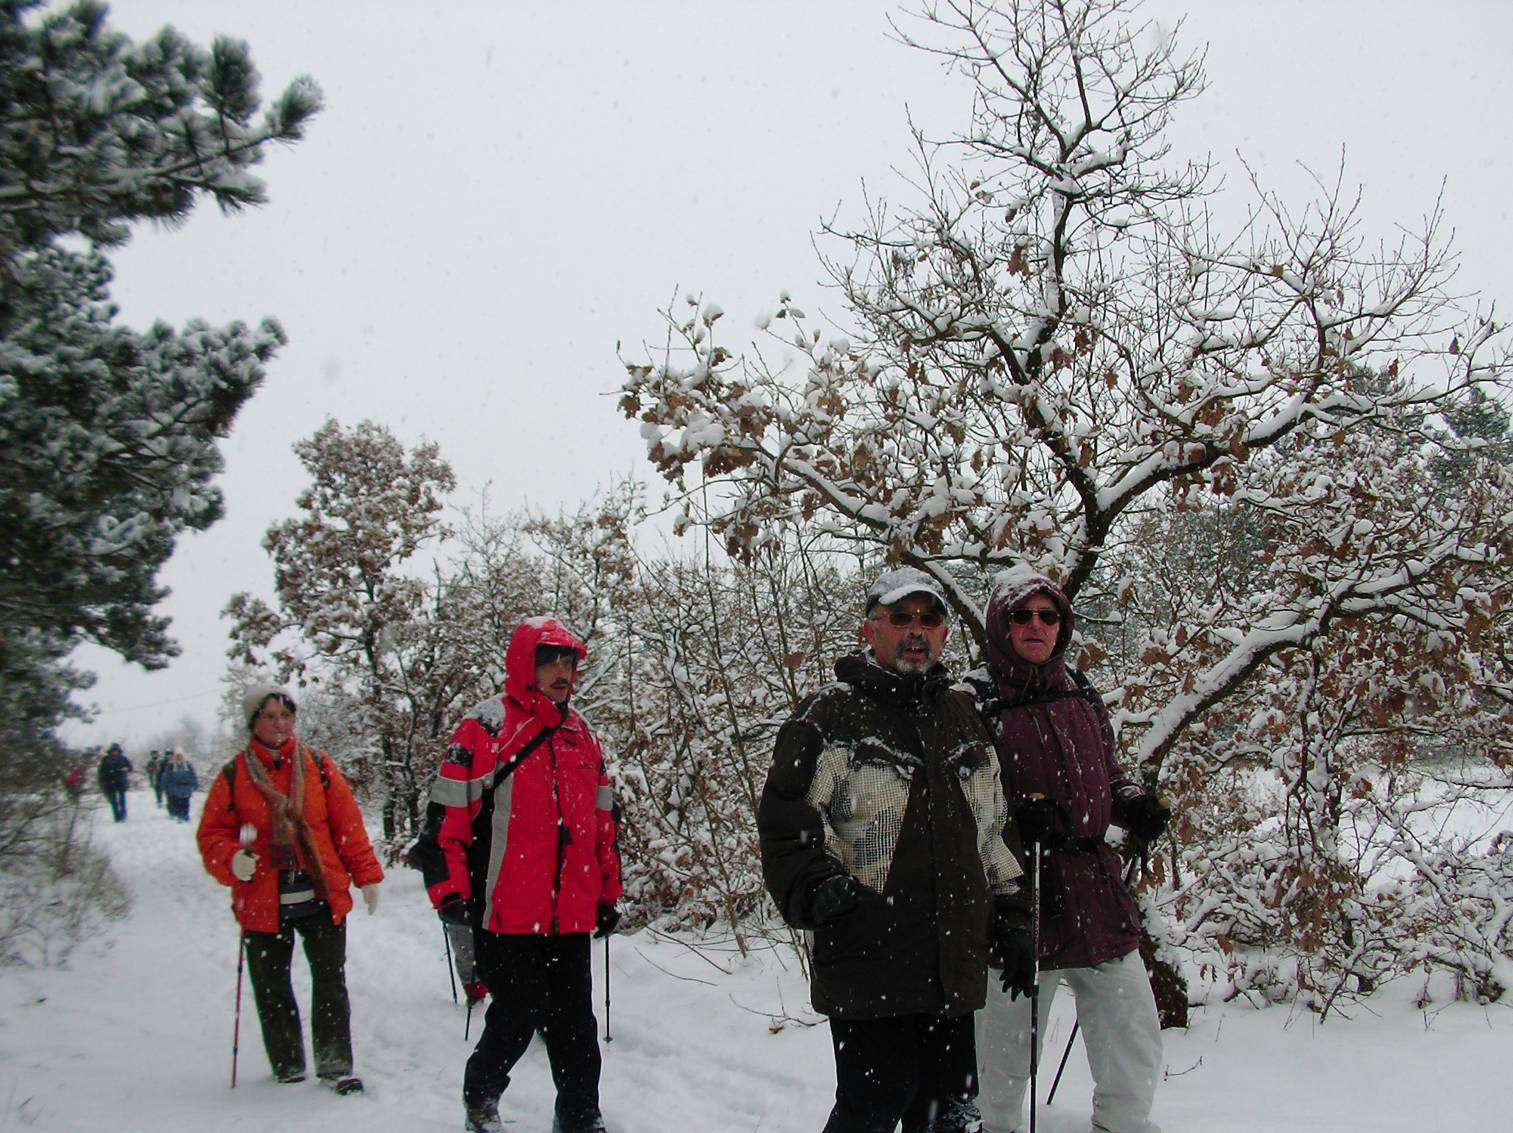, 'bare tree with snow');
620,0,1513,1007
